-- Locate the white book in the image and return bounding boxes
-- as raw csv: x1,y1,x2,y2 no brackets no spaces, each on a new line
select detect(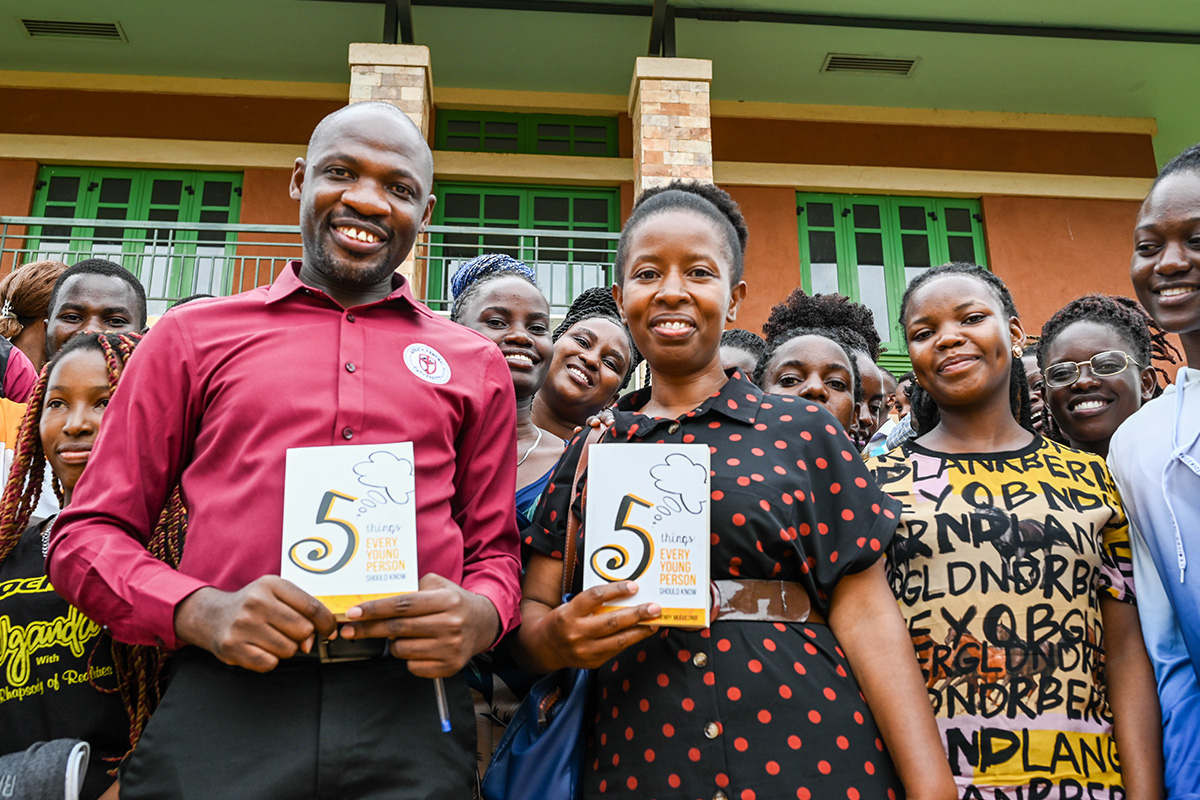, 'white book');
280,442,419,617
582,443,711,627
